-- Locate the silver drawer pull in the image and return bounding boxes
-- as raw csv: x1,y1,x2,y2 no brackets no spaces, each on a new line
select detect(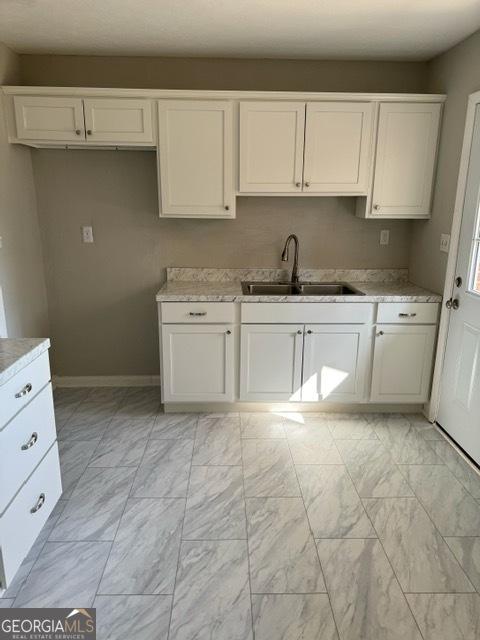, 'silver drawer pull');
399,313,417,318
30,493,45,514
21,432,38,451
188,312,207,317
15,383,33,399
